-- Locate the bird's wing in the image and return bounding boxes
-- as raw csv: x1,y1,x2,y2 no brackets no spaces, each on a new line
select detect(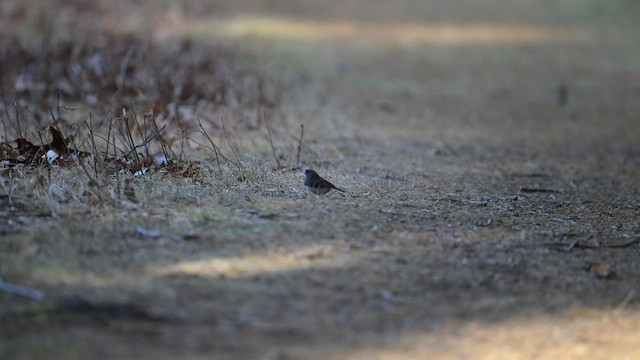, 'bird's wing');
322,179,344,192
